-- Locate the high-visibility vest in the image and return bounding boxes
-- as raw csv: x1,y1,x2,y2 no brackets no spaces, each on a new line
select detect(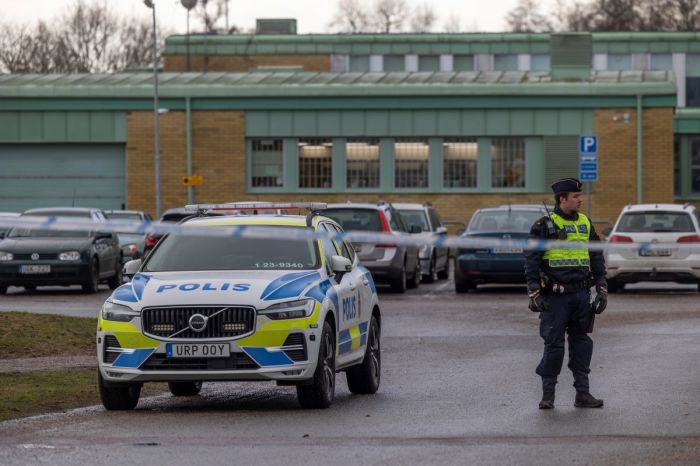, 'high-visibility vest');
542,212,591,268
